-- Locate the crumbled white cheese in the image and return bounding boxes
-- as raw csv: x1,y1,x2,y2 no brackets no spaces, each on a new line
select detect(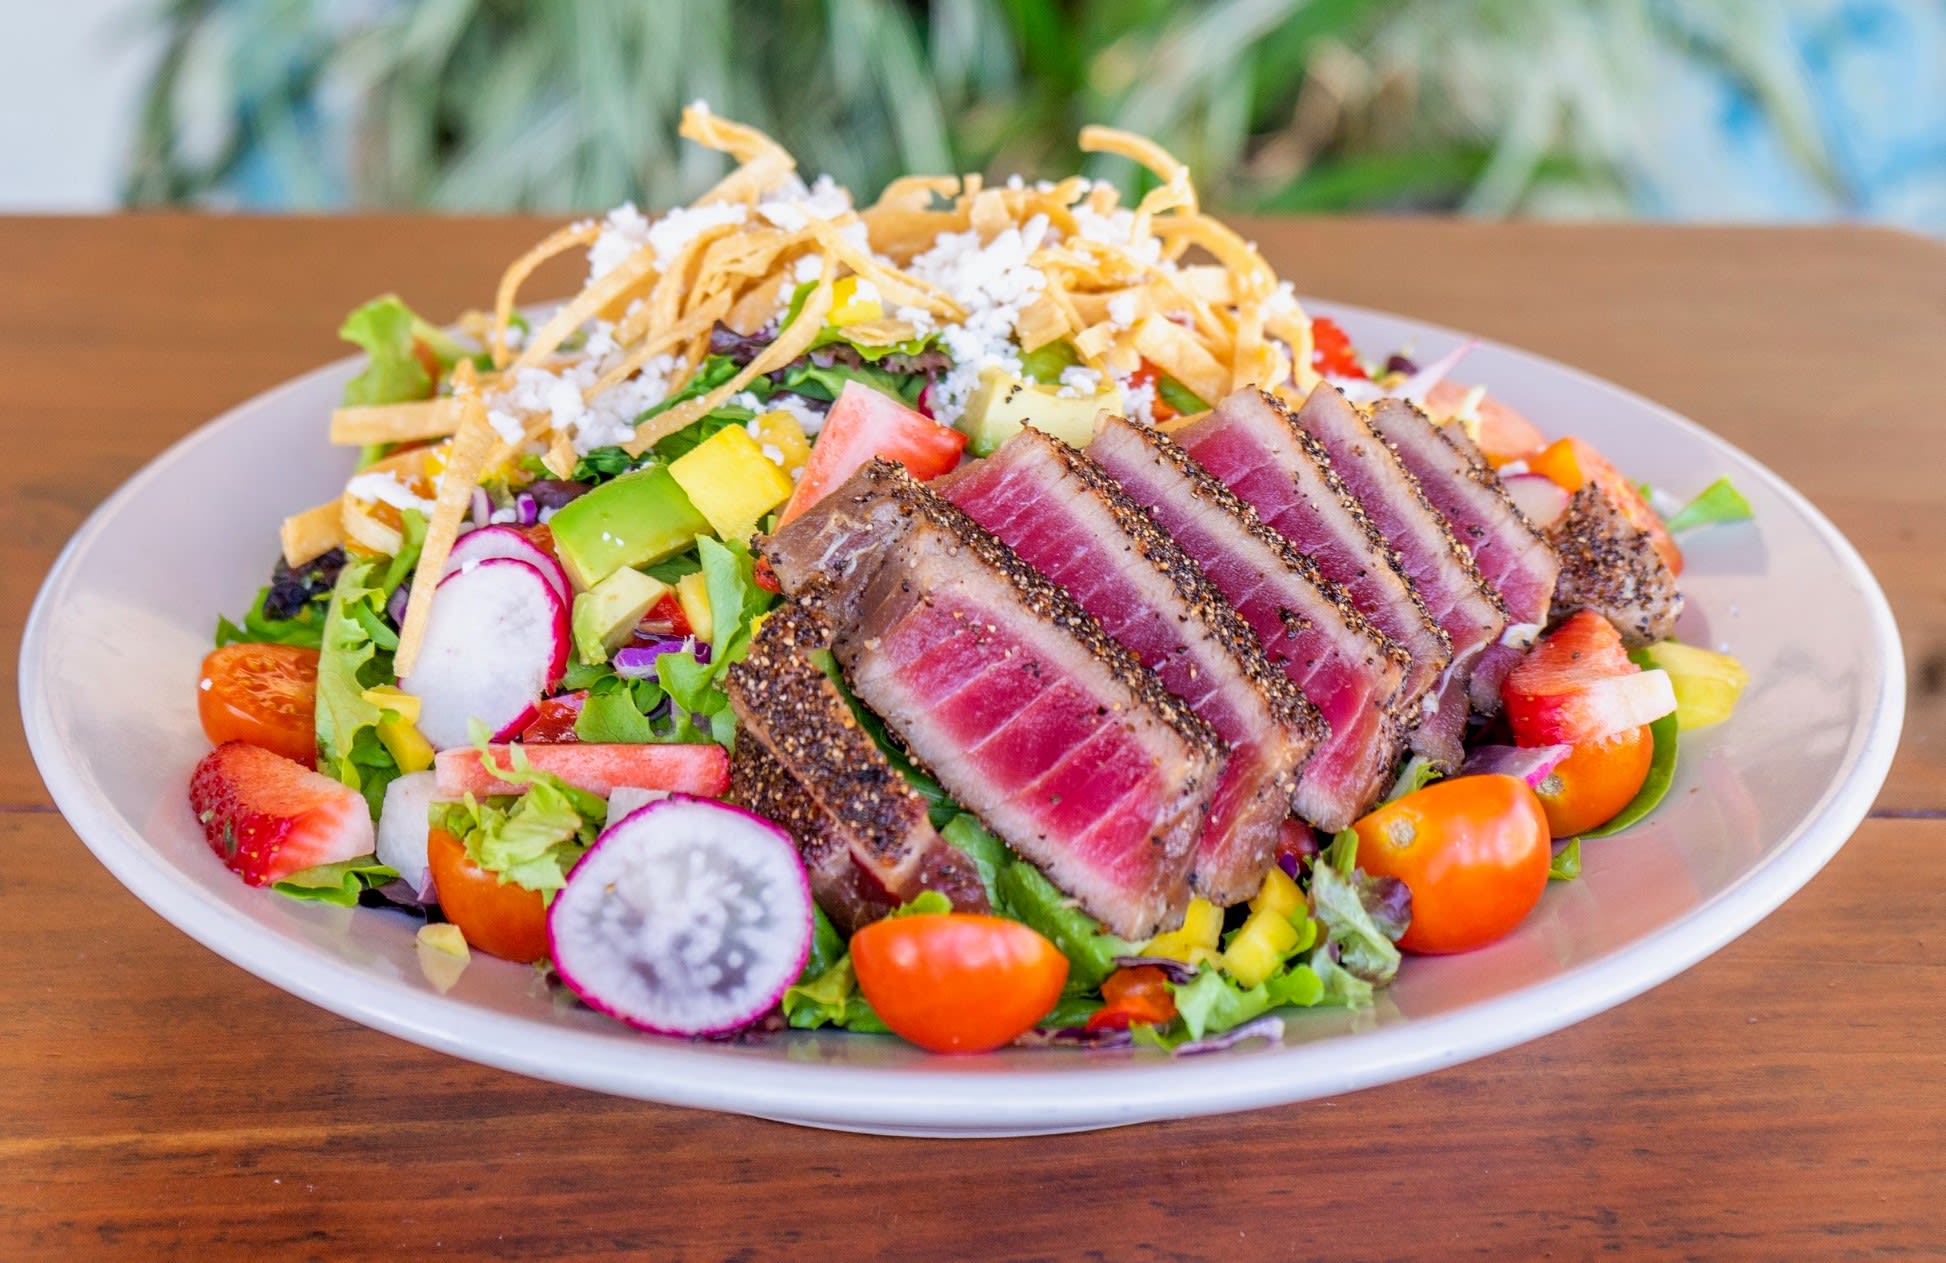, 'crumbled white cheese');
760,443,786,467
344,471,438,515
588,199,750,285
1056,366,1102,398
1070,203,1162,267
764,392,829,437
894,304,937,334
587,203,653,283
1106,291,1138,330
792,253,824,284
756,174,851,231
1122,379,1158,428
904,214,1053,424
484,332,680,456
